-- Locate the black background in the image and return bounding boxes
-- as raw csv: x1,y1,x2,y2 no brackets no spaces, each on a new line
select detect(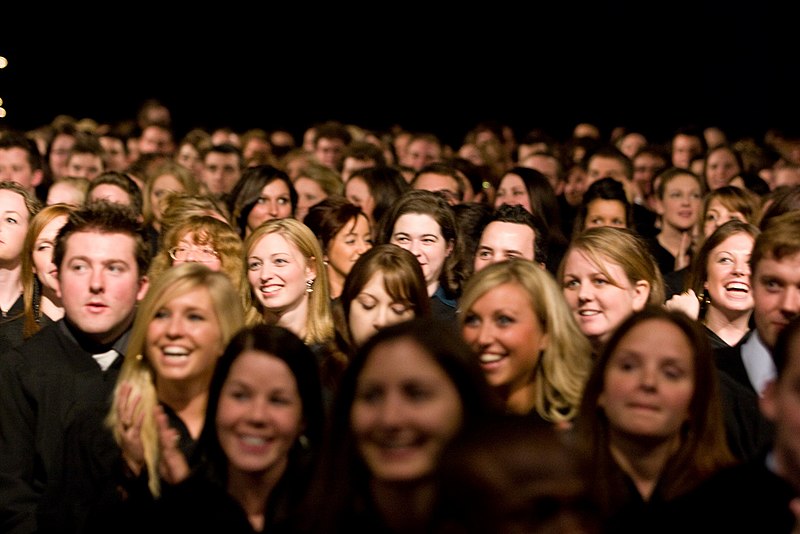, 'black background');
1,4,798,148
